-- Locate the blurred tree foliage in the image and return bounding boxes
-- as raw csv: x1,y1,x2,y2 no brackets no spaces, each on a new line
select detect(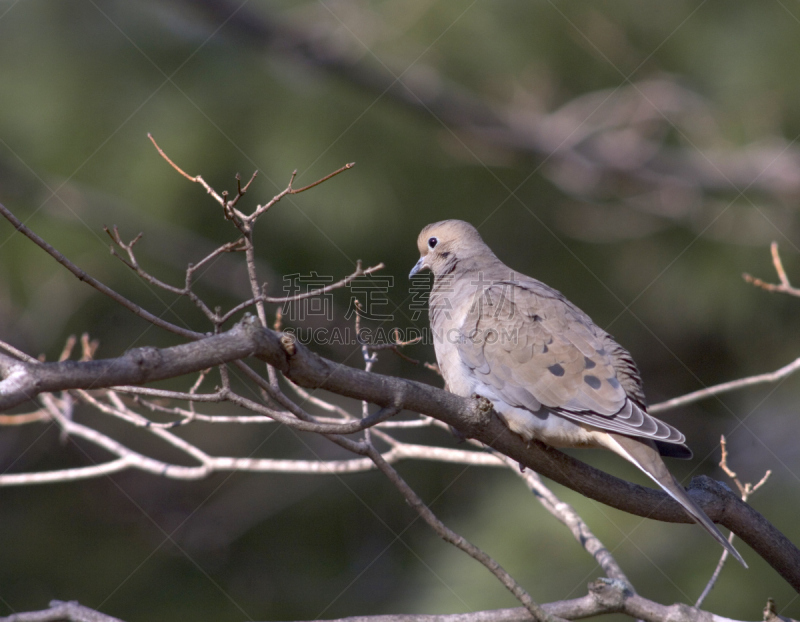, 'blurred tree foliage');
0,1,798,620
